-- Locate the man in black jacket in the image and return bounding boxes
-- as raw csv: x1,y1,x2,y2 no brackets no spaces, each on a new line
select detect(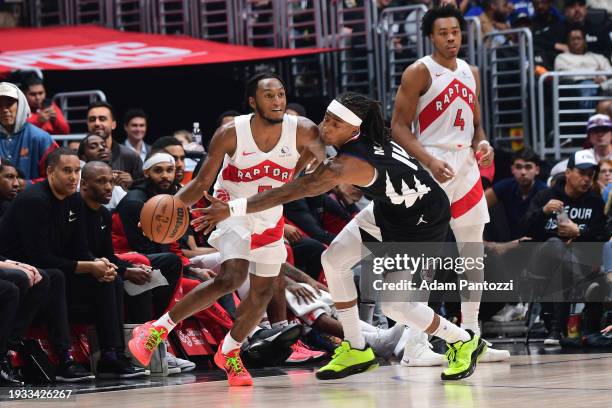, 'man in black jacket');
0,148,146,379
521,150,606,344
80,161,182,324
